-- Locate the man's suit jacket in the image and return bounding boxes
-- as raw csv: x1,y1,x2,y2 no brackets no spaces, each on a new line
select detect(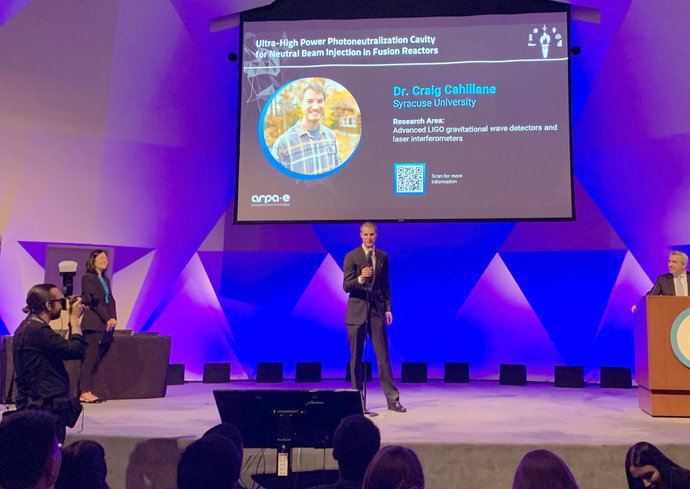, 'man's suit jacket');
343,247,391,326
647,272,685,296
81,271,117,332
